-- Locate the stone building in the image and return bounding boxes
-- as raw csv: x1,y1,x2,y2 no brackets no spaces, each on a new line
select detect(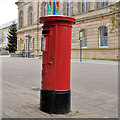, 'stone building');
71,1,119,60
0,19,18,54
16,0,118,60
